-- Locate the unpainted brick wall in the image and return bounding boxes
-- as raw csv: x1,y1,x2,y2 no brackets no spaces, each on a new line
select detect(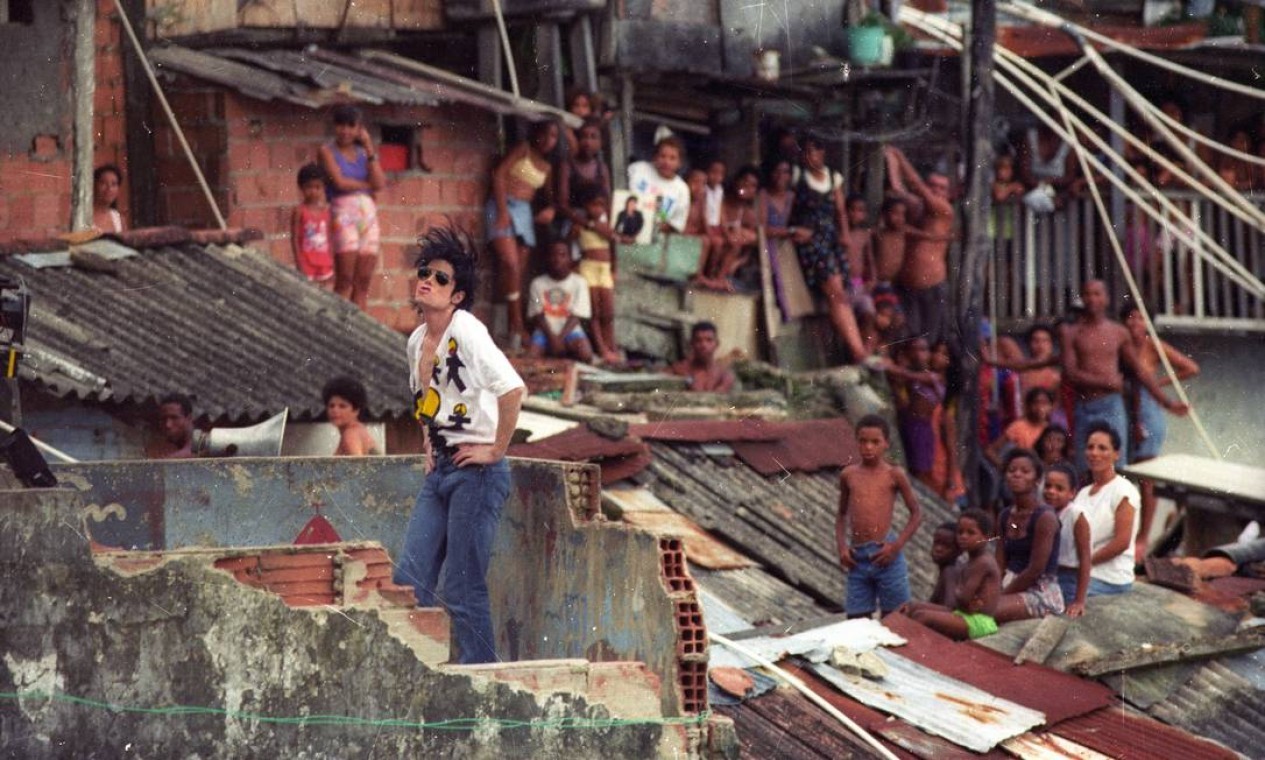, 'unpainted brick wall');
153,92,499,334
0,0,127,242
